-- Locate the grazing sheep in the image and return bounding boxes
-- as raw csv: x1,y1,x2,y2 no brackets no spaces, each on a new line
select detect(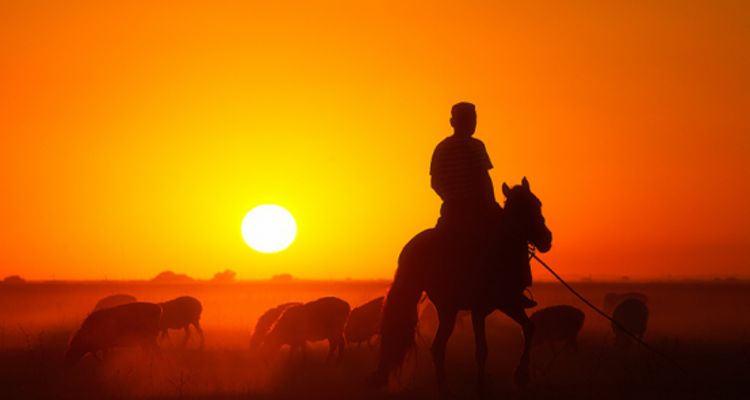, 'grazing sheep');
92,294,137,313
603,292,648,316
529,305,585,352
611,298,649,346
260,296,350,366
250,302,301,351
158,296,204,349
344,296,384,347
65,302,162,365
